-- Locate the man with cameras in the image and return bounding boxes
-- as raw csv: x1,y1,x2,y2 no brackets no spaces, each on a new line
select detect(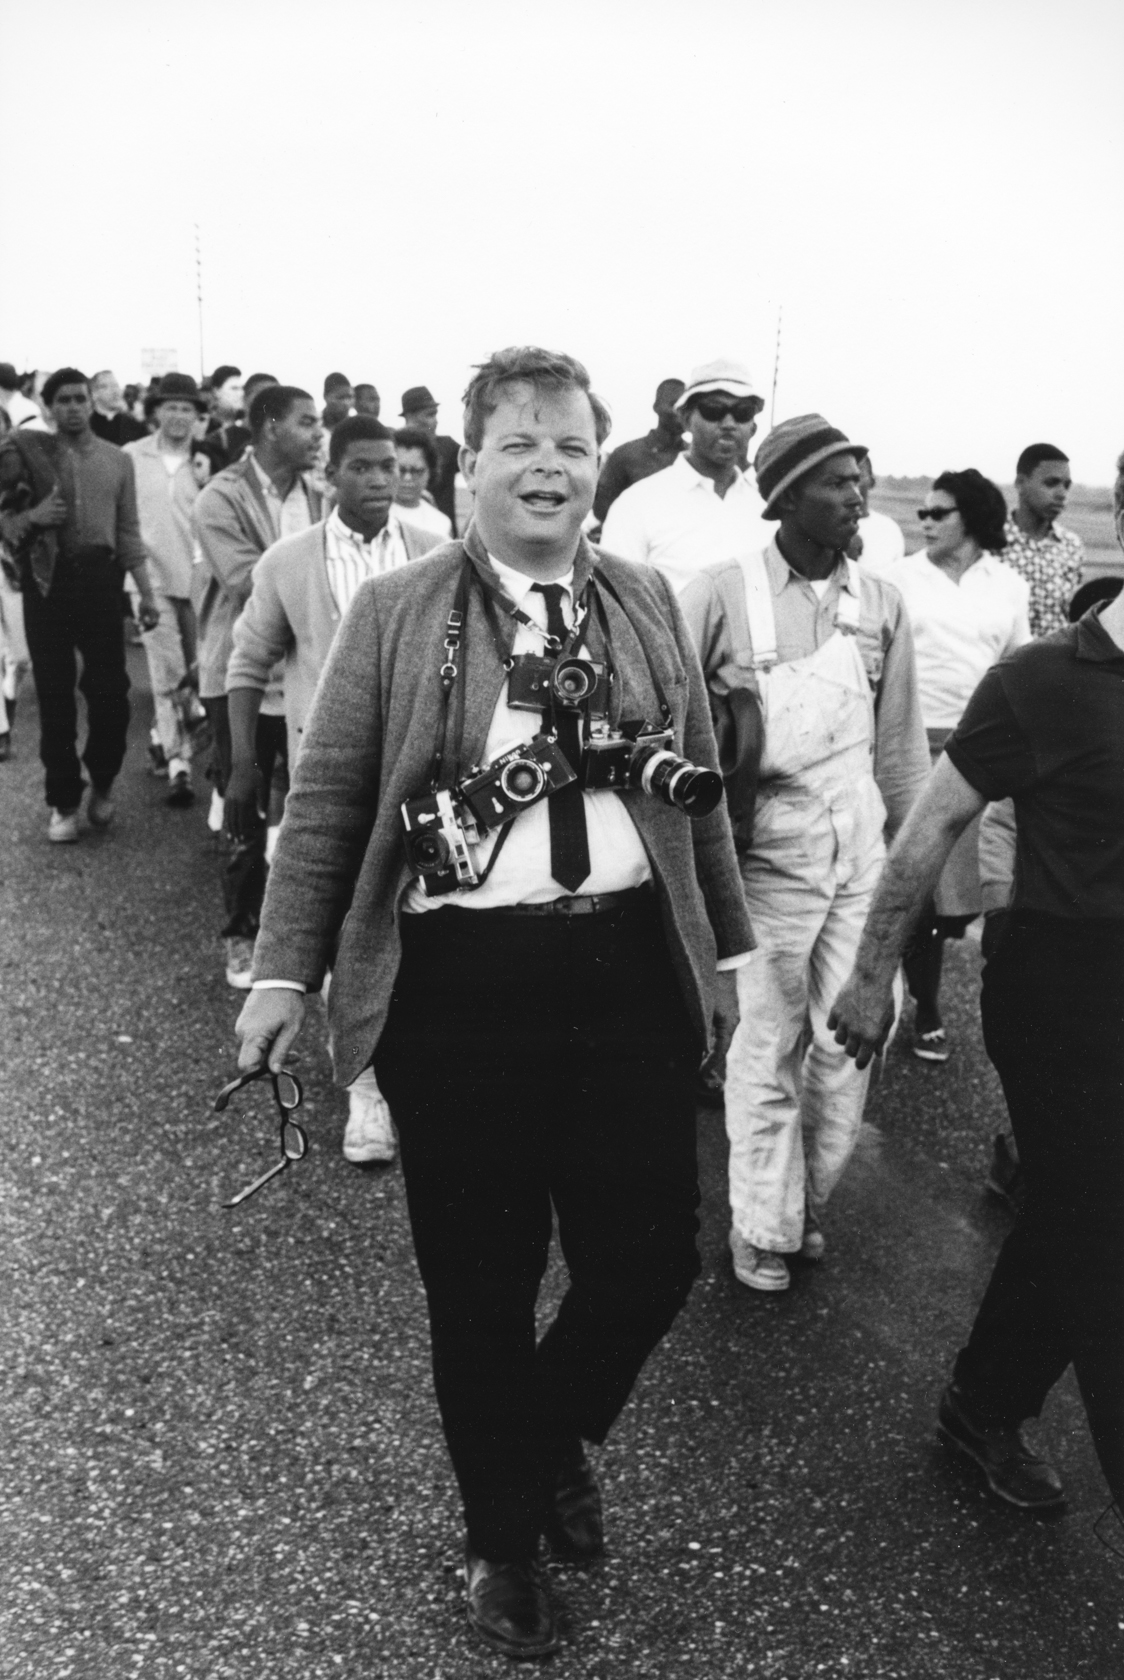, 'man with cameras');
233,346,752,1660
